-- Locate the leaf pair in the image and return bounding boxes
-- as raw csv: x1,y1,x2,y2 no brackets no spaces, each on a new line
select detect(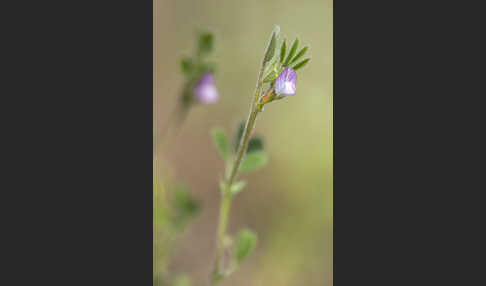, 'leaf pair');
280,38,310,71
212,123,267,174
234,121,264,153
